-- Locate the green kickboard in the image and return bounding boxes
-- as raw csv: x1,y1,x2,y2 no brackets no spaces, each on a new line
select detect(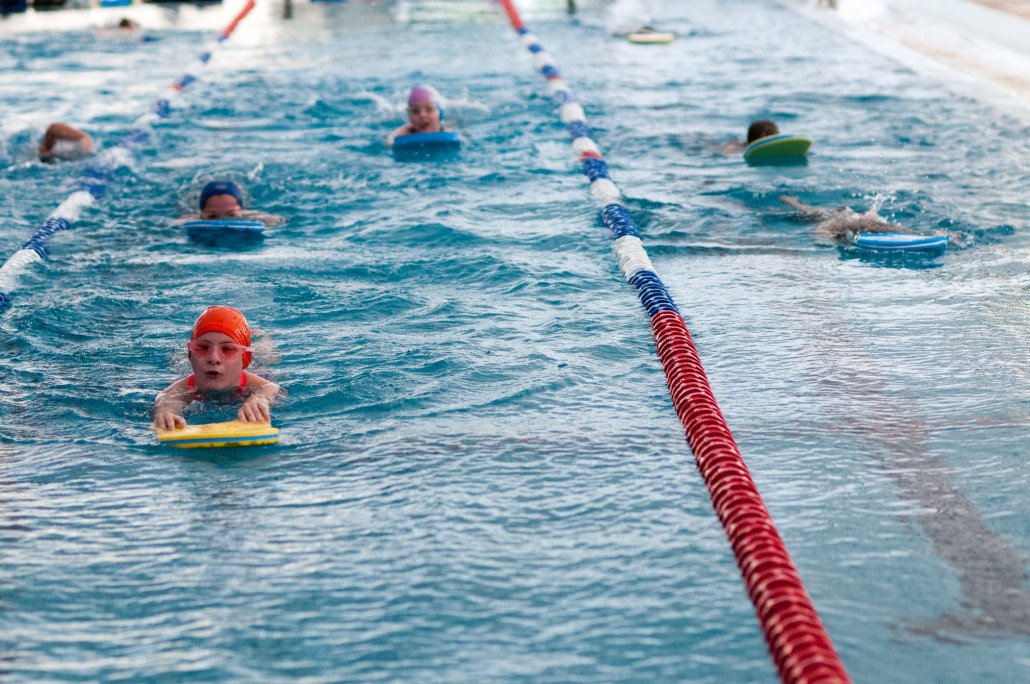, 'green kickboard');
744,135,813,160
